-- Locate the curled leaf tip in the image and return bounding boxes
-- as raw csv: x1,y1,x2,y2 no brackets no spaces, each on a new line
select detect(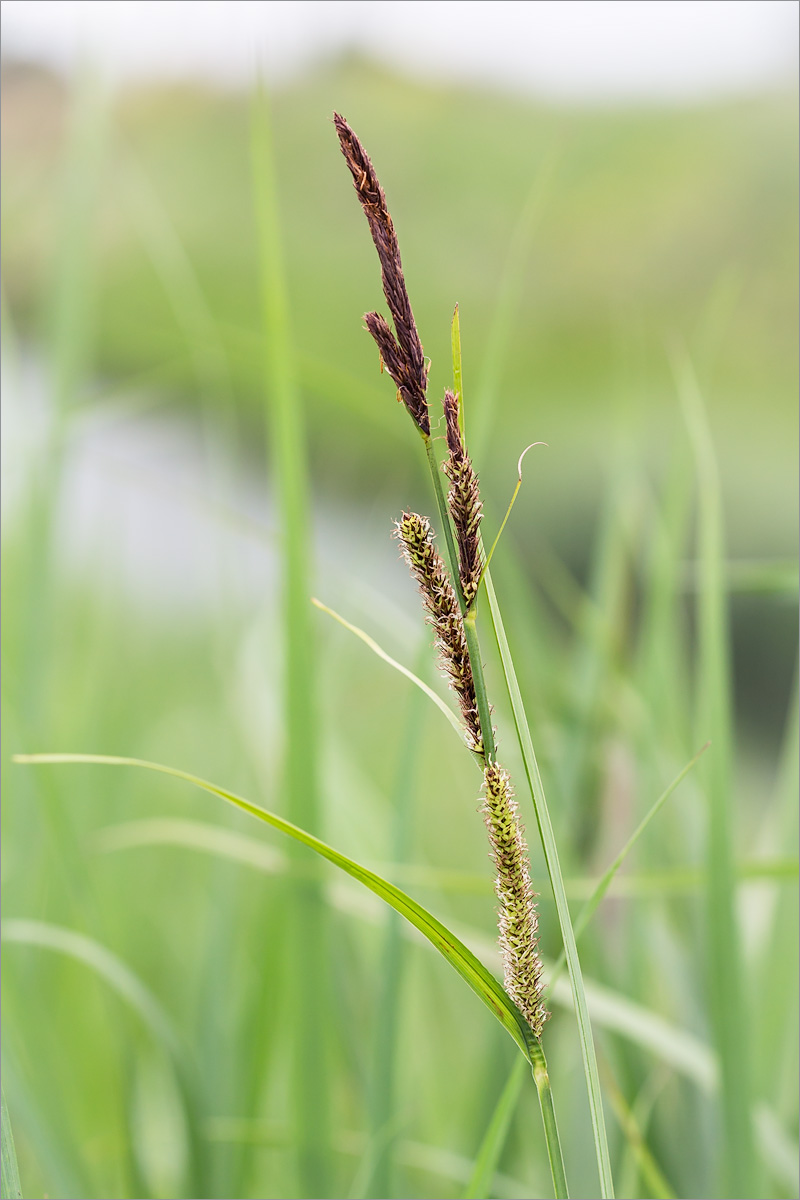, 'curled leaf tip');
517,441,548,480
